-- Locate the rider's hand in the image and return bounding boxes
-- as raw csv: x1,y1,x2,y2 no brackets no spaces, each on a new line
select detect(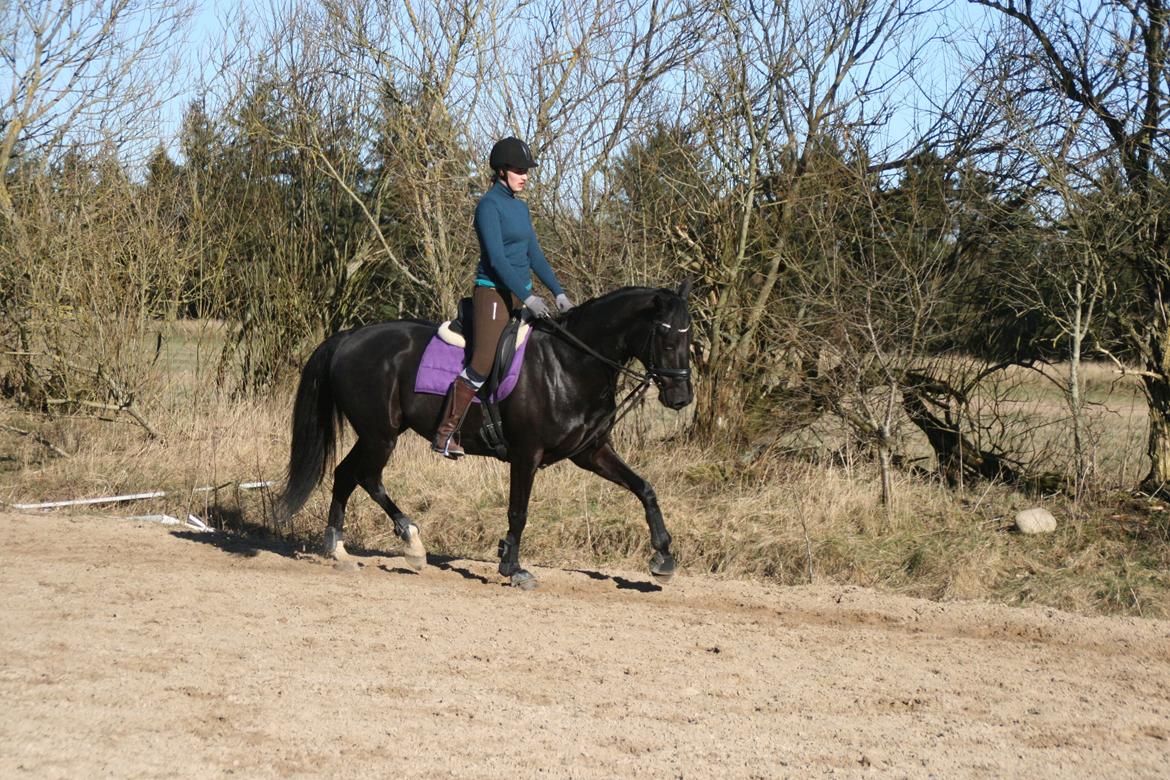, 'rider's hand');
523,295,551,319
555,293,574,313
